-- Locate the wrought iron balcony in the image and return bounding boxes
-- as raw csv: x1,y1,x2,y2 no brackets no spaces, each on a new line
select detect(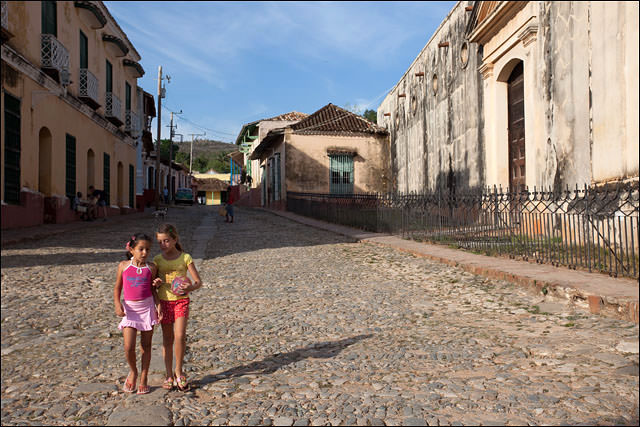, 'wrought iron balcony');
41,34,70,81
105,92,123,127
78,68,100,109
125,109,140,136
